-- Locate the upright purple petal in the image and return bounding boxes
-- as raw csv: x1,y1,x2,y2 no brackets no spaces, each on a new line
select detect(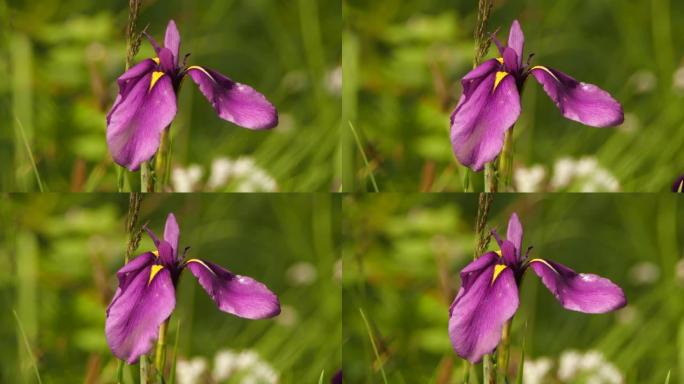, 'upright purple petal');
500,240,518,266
450,59,521,171
158,47,176,74
164,213,180,258
185,66,278,130
449,254,519,363
502,47,520,73
105,262,176,364
185,259,280,319
507,20,524,68
106,68,177,171
164,20,181,65
156,240,176,268
530,66,624,127
506,213,523,256
528,259,626,313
